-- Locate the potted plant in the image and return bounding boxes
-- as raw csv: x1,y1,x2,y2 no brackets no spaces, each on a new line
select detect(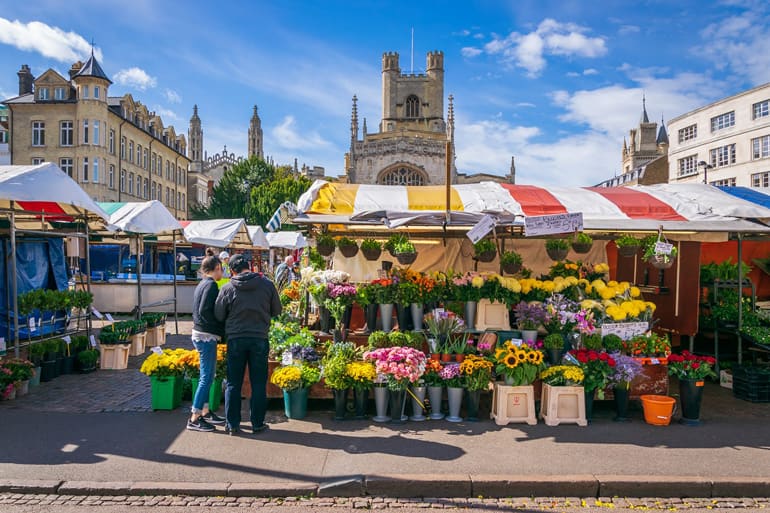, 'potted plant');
384,233,408,258
337,237,359,258
539,365,587,426
322,342,358,420
28,343,44,386
364,346,427,424
38,339,59,382
360,238,382,261
3,358,34,396
493,341,546,386
346,360,377,419
451,272,484,330
424,310,465,358
615,234,642,258
270,363,321,420
423,359,445,420
395,280,418,332
77,348,99,373
371,277,396,332
323,282,358,340
570,349,617,422
0,365,18,401
582,333,603,351
459,355,494,421
98,324,132,370
500,250,523,275
315,233,336,257
643,234,678,269
514,301,547,343
543,333,565,365
545,239,569,261
140,348,185,409
474,239,497,263
440,363,465,422
571,232,593,254
667,351,717,426
607,353,643,422
602,334,624,353
356,283,379,334
393,239,417,266
367,330,391,350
